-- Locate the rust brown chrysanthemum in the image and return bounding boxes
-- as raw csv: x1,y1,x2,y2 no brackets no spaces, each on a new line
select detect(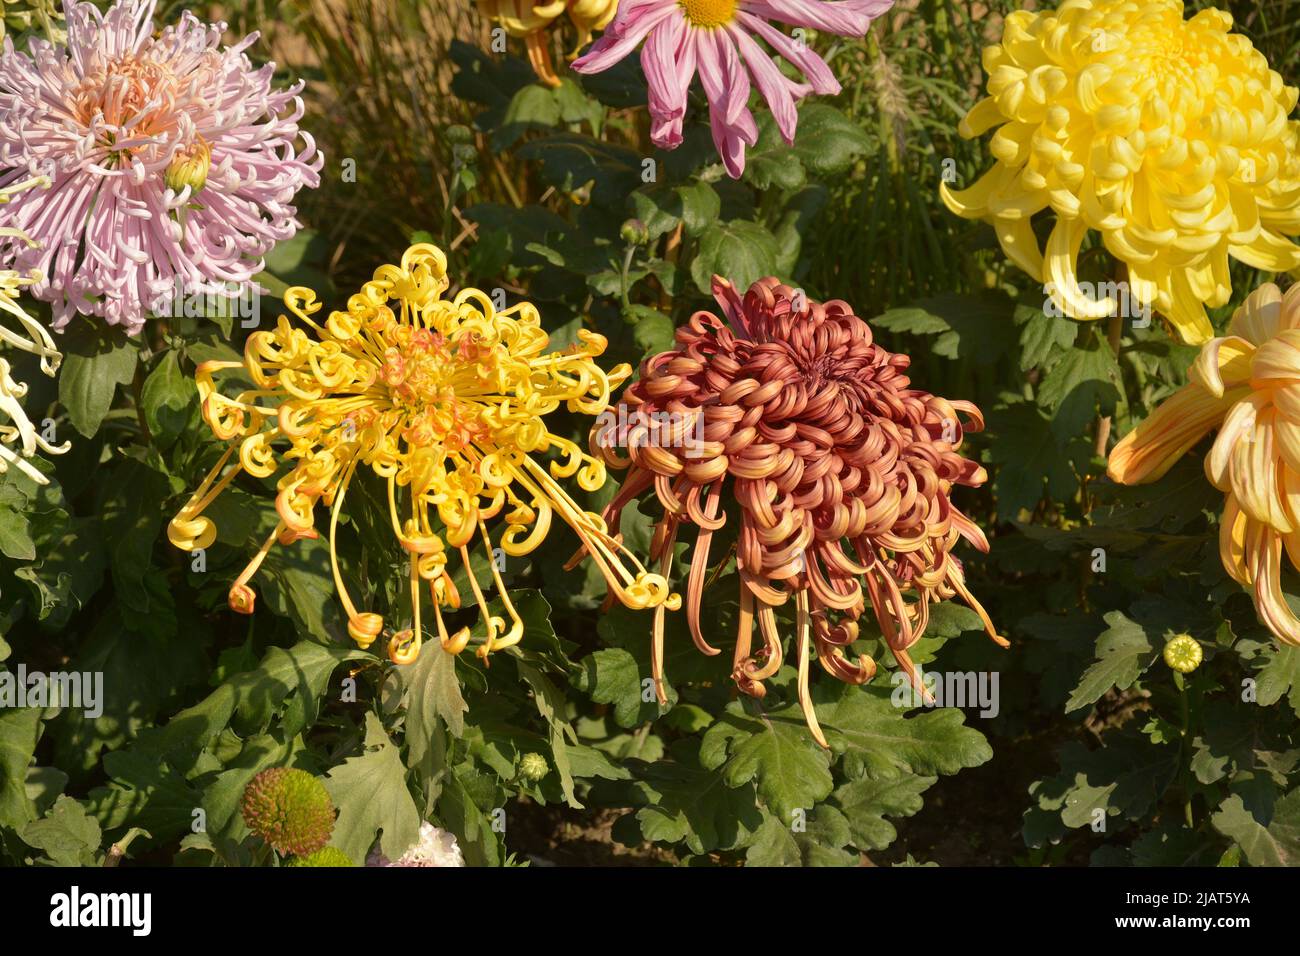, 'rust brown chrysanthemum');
580,276,1006,746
